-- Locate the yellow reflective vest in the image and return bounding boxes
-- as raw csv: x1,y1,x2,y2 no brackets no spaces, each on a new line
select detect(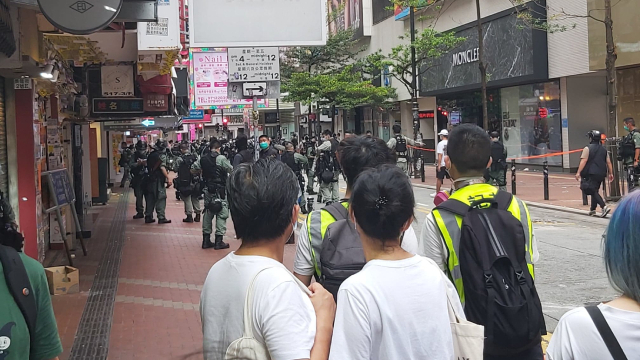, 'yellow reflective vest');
432,183,534,306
